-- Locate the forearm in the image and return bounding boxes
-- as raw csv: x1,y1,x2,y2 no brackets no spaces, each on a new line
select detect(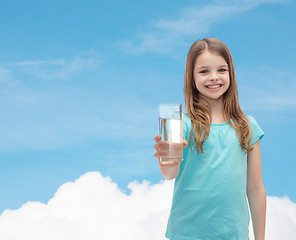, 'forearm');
247,187,266,240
